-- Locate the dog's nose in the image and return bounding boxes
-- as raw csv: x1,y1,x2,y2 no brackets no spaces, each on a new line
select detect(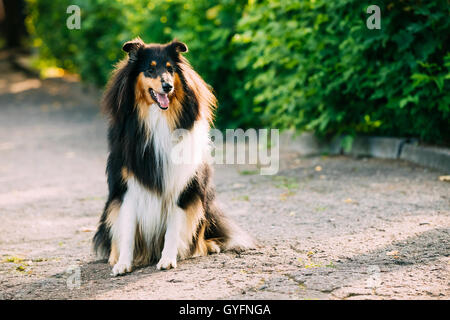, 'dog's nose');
162,82,173,93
